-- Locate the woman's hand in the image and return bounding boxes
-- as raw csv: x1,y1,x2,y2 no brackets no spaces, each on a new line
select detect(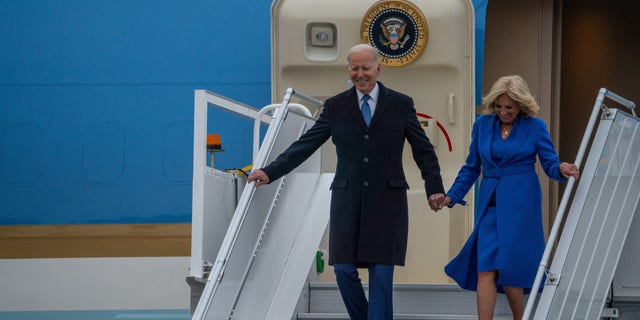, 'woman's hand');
440,196,451,208
559,162,580,180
